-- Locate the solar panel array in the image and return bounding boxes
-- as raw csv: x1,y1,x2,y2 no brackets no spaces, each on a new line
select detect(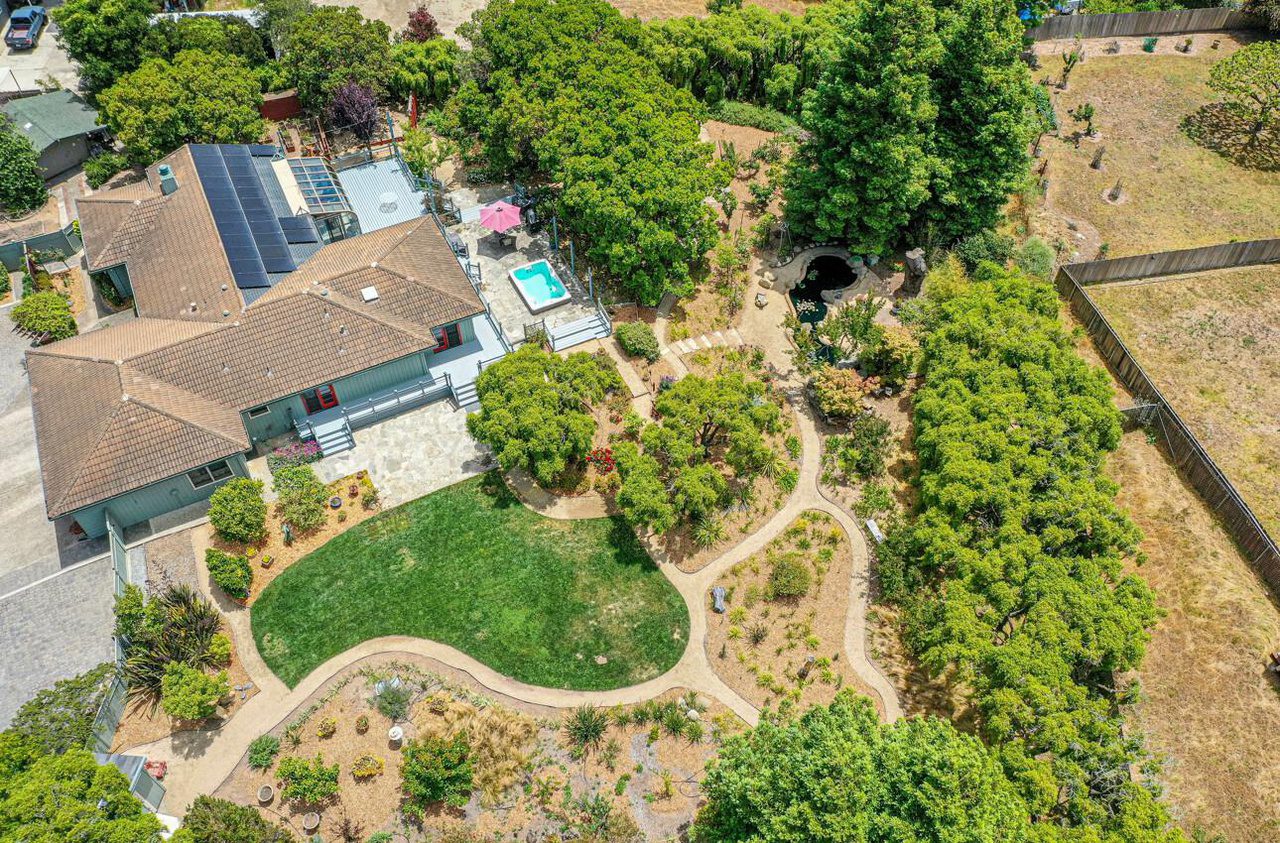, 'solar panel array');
278,215,320,244
190,145,298,291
